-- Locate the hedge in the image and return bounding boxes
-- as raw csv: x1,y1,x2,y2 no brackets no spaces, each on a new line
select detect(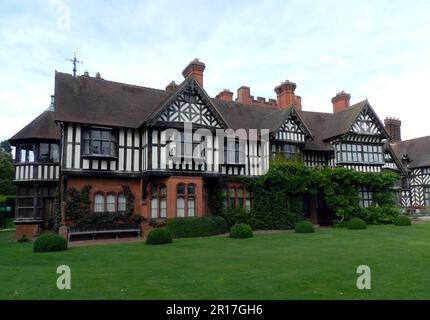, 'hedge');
223,207,255,228
146,228,172,245
347,218,367,230
33,233,68,252
230,223,253,238
166,216,228,238
295,221,315,233
394,215,412,226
